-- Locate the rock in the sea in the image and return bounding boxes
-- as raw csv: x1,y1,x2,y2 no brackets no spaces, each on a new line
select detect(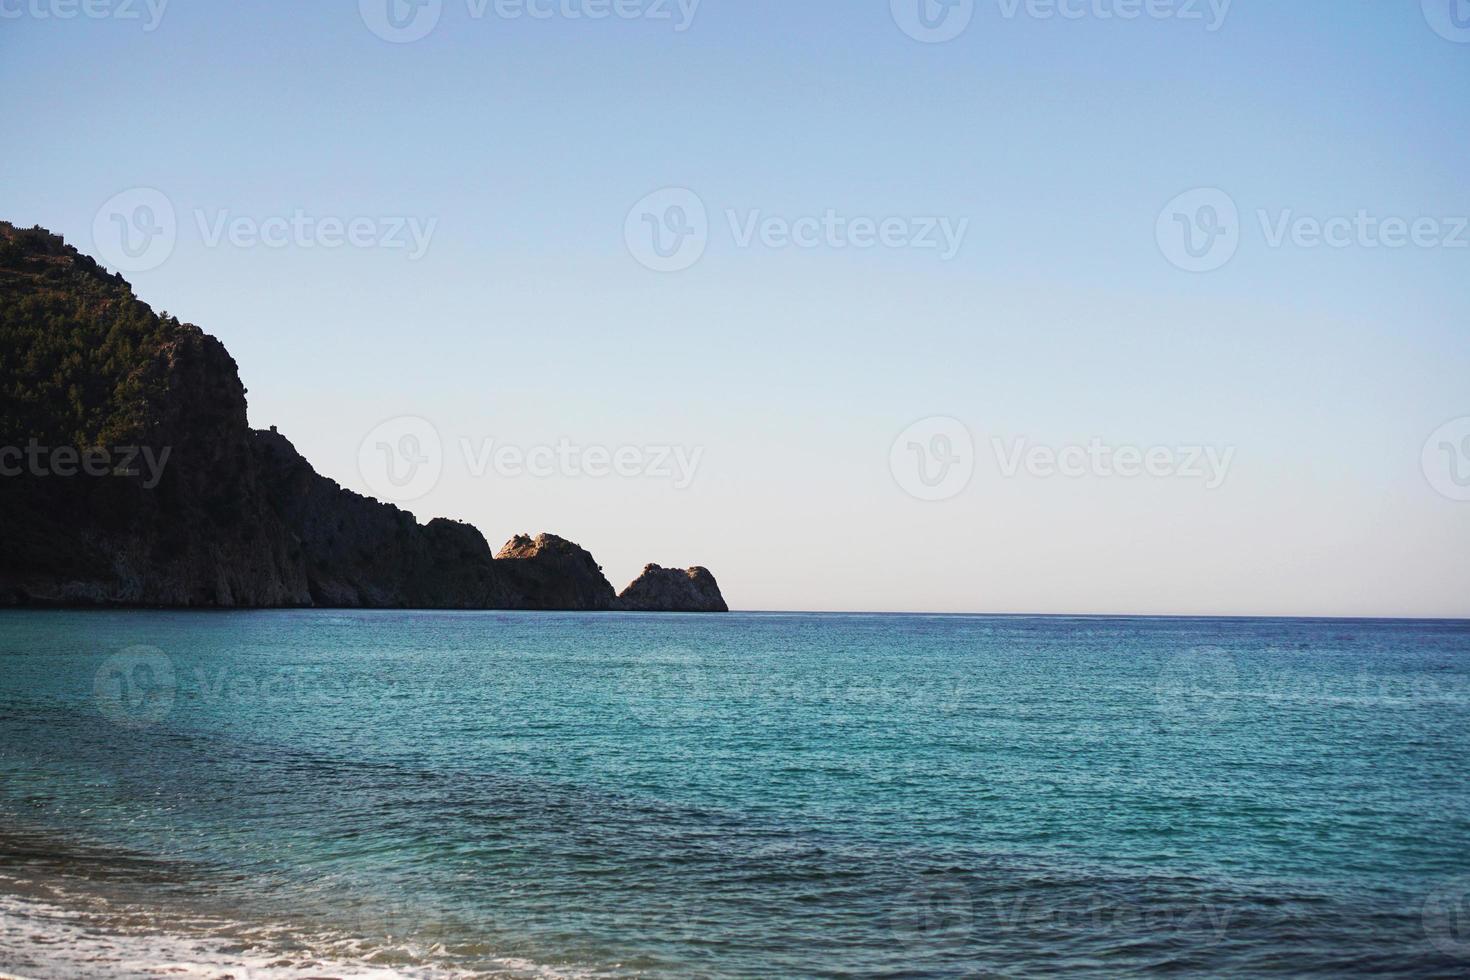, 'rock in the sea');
618,565,729,613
